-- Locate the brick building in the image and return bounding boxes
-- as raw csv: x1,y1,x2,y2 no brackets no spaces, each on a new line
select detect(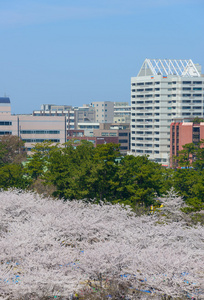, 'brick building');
170,121,204,167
